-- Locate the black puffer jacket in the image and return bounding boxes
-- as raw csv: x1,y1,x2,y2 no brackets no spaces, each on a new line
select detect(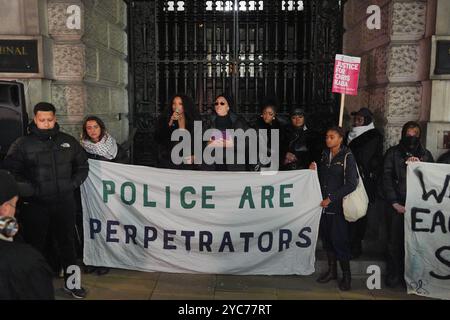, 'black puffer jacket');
346,128,384,202
383,142,434,205
318,146,359,215
3,122,89,202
